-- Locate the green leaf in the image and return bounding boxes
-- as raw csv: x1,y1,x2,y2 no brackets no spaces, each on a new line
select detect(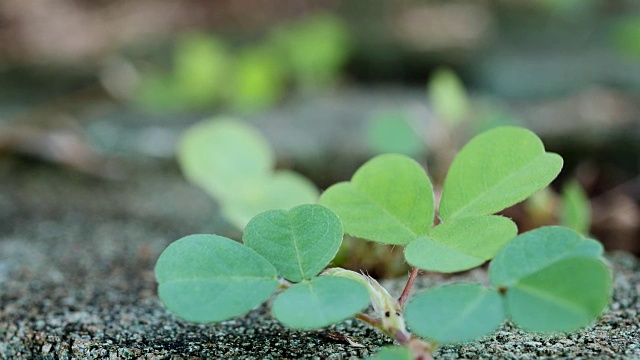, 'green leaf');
502,256,611,333
231,46,286,112
366,112,424,156
274,13,351,88
178,118,274,199
489,226,603,286
611,16,640,59
490,226,611,333
428,67,470,125
560,180,591,235
155,234,279,323
272,276,369,329
319,154,434,245
368,347,413,360
243,204,343,282
439,127,563,221
404,215,517,273
405,284,505,343
220,171,319,229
